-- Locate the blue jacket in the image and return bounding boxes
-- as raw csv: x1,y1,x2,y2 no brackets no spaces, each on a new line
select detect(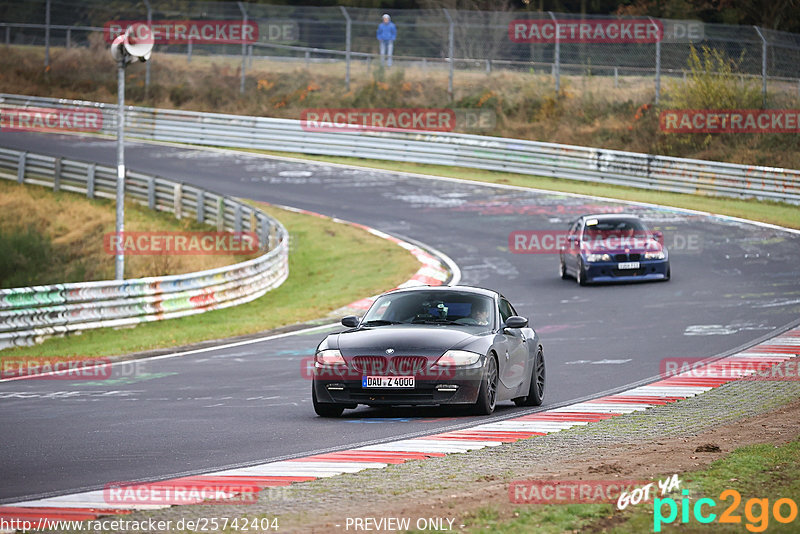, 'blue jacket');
376,22,397,42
